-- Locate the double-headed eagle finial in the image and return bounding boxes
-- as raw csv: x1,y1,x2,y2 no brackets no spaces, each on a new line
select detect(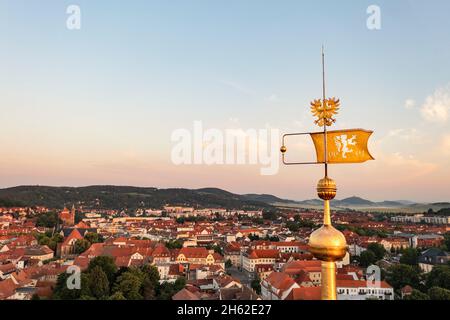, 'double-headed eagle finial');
310,97,340,127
